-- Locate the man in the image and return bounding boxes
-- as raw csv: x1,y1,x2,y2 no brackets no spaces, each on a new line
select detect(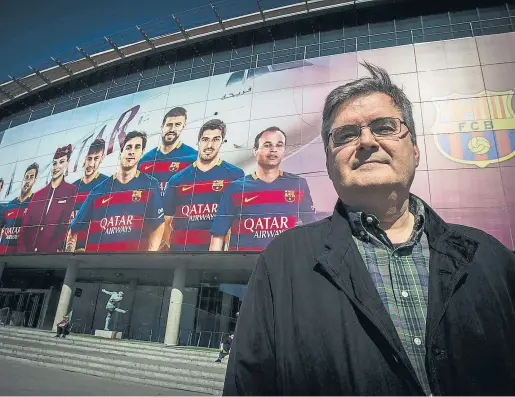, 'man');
138,107,197,196
0,178,4,195
215,334,234,363
210,127,317,251
224,63,515,395
67,131,164,252
163,119,244,251
0,163,38,254
70,138,109,251
18,146,77,253
55,315,71,338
